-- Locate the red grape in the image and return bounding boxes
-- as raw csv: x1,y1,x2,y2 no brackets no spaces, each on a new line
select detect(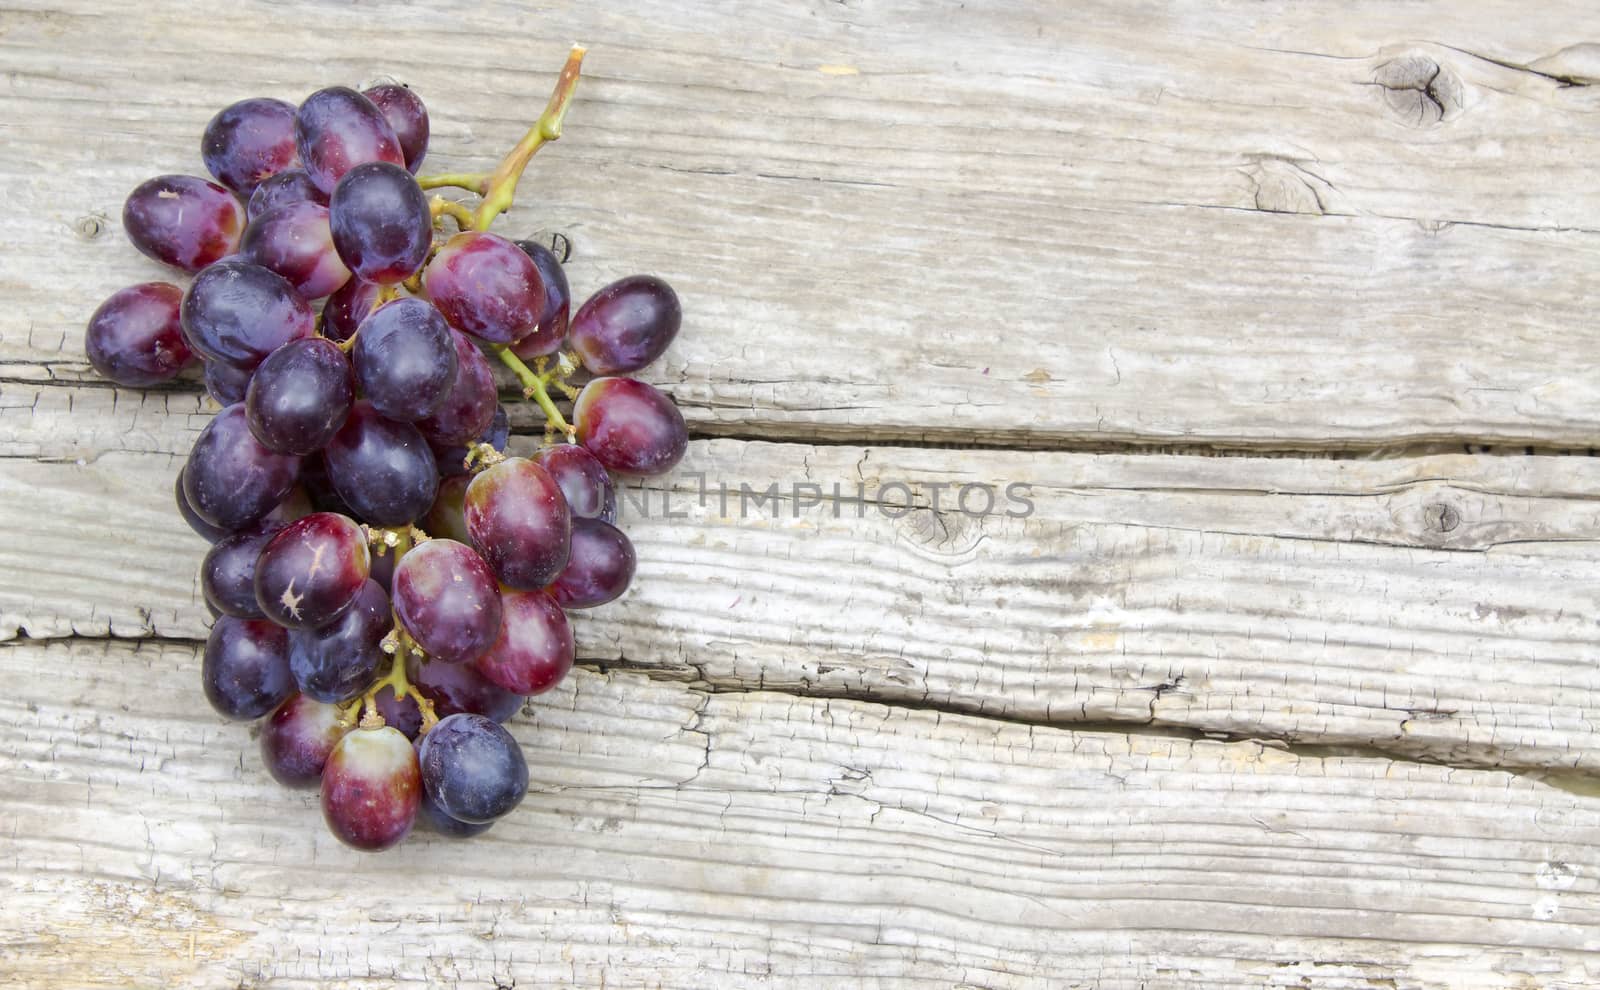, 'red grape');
572,377,687,476
295,87,404,195
363,84,429,173
324,401,439,525
202,616,294,720
549,517,636,609
254,512,371,629
352,298,457,422
123,174,244,273
409,653,522,723
423,231,545,344
320,725,420,851
85,282,194,387
474,589,573,695
239,202,351,300
532,444,616,522
261,693,349,788
392,539,502,664
288,578,391,703
245,337,353,456
202,97,299,195
184,404,301,530
180,260,314,370
322,276,379,342
329,161,432,284
417,330,496,445
510,238,570,358
417,713,528,824
464,457,571,589
247,168,327,222
569,275,680,375
422,474,472,545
